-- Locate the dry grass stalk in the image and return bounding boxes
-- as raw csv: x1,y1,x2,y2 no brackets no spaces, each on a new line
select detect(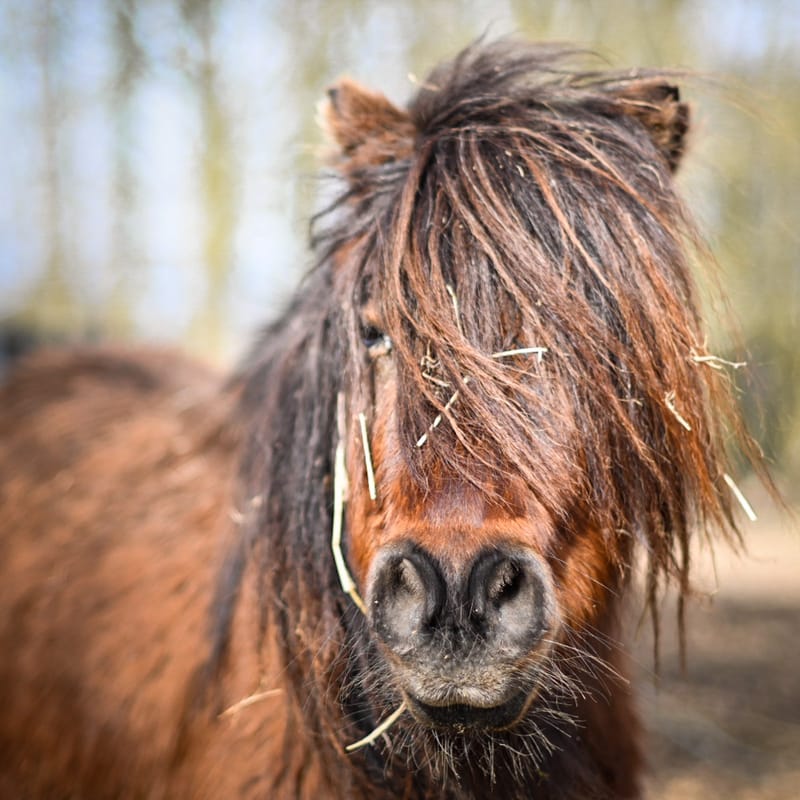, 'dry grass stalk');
420,342,439,371
445,283,463,336
422,371,451,388
664,390,692,431
229,494,265,525
332,394,367,615
420,343,450,388
416,378,471,448
219,687,283,719
723,472,758,522
358,412,378,502
407,72,439,92
491,346,548,363
330,399,406,754
344,701,409,753
690,350,746,371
